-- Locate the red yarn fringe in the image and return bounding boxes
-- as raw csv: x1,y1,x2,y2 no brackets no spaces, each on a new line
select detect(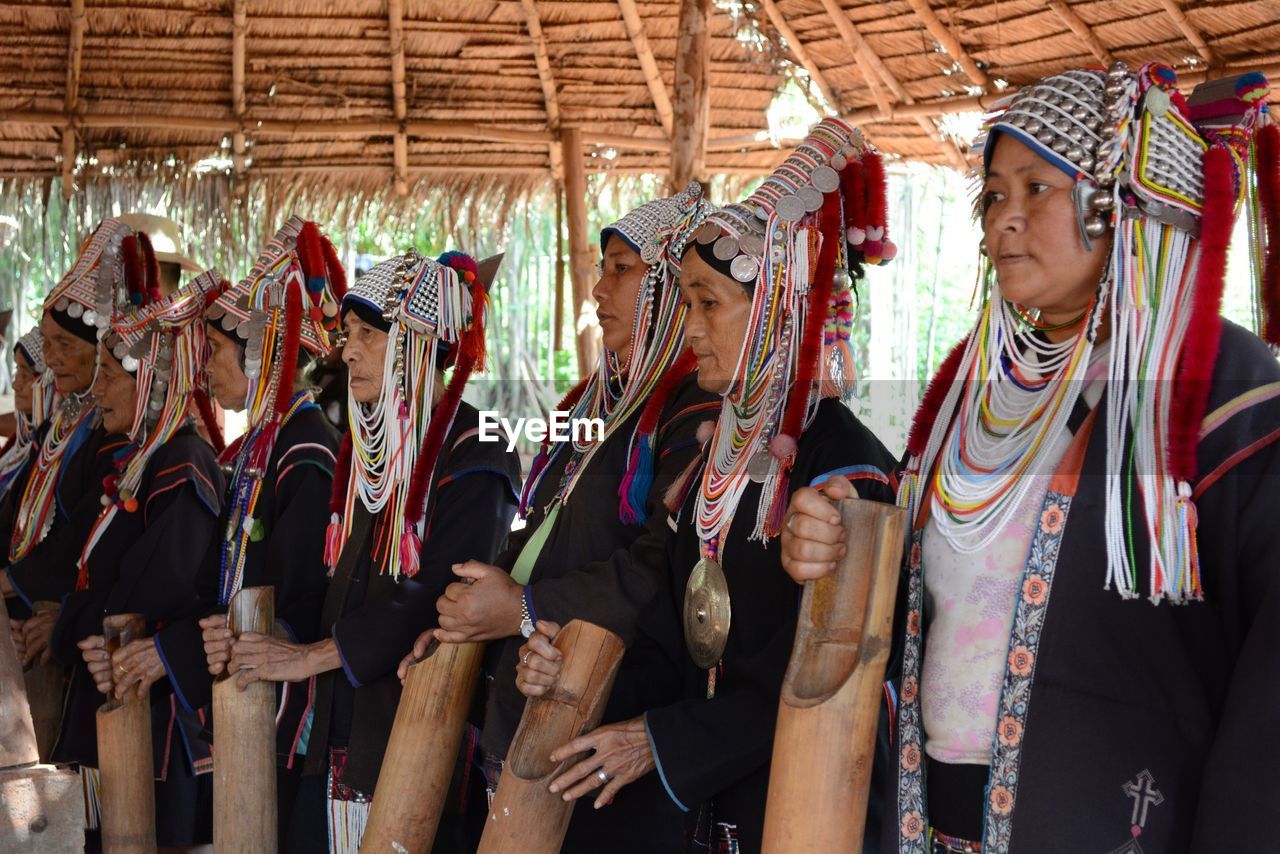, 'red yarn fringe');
906,335,971,457
329,432,353,515
193,388,225,453
456,280,489,372
637,348,697,437
136,231,161,303
1257,124,1280,345
273,283,304,420
403,354,474,534
863,151,888,232
842,159,866,236
1169,146,1234,481
297,221,326,284
779,191,842,444
320,233,347,299
121,235,142,304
